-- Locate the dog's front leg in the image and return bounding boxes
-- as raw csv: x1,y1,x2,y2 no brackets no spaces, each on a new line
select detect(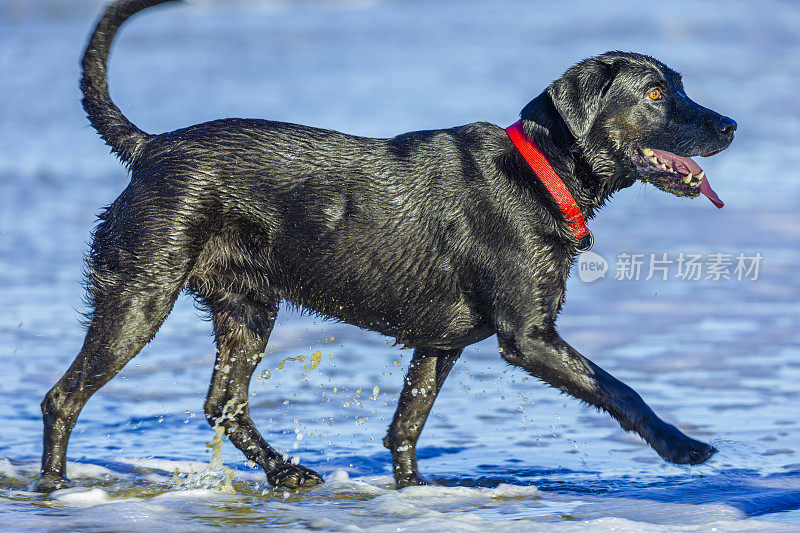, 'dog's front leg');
497,328,715,465
384,347,462,488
